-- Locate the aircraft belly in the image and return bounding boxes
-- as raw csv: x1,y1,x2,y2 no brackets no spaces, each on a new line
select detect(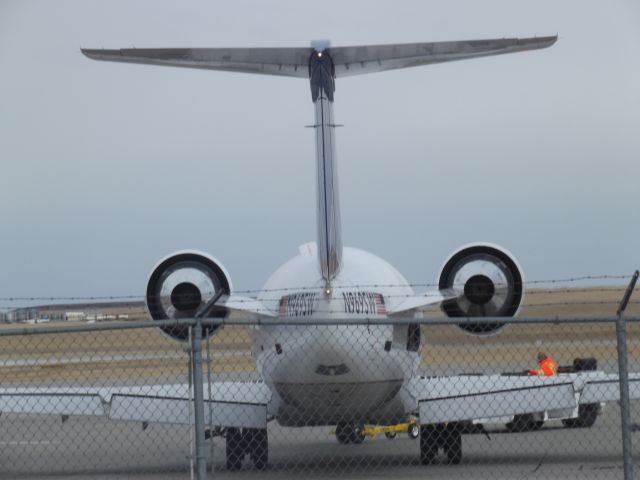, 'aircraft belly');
274,379,405,426
256,325,416,426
